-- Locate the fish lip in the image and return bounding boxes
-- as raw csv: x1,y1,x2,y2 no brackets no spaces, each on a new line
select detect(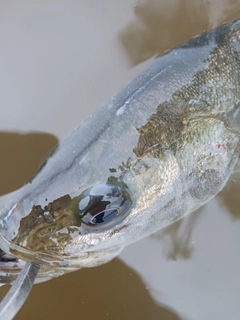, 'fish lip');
0,248,23,271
